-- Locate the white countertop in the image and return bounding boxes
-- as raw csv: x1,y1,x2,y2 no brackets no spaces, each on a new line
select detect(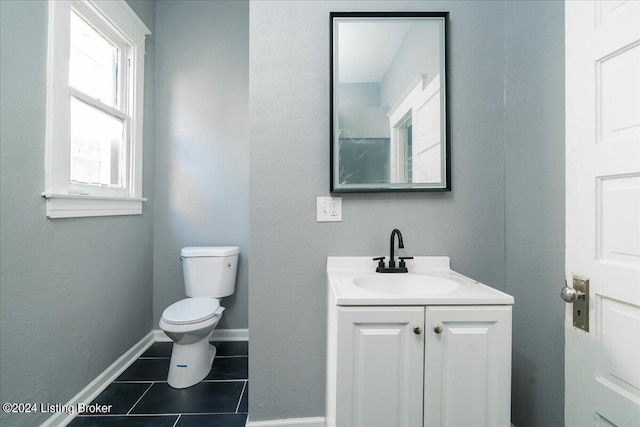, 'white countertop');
327,256,514,306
